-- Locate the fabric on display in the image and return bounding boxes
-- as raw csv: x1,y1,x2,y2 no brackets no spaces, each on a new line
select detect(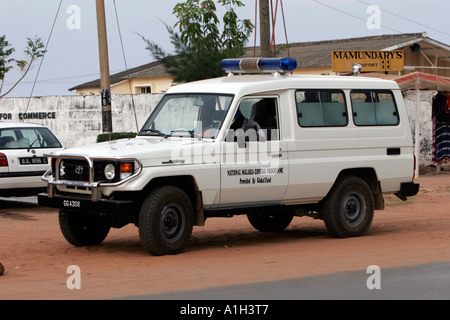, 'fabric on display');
432,92,450,164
